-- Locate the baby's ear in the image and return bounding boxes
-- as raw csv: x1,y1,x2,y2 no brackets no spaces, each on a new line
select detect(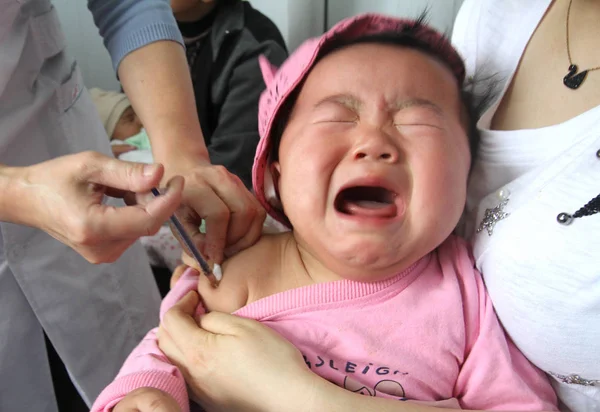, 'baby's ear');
258,55,278,86
265,161,281,204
